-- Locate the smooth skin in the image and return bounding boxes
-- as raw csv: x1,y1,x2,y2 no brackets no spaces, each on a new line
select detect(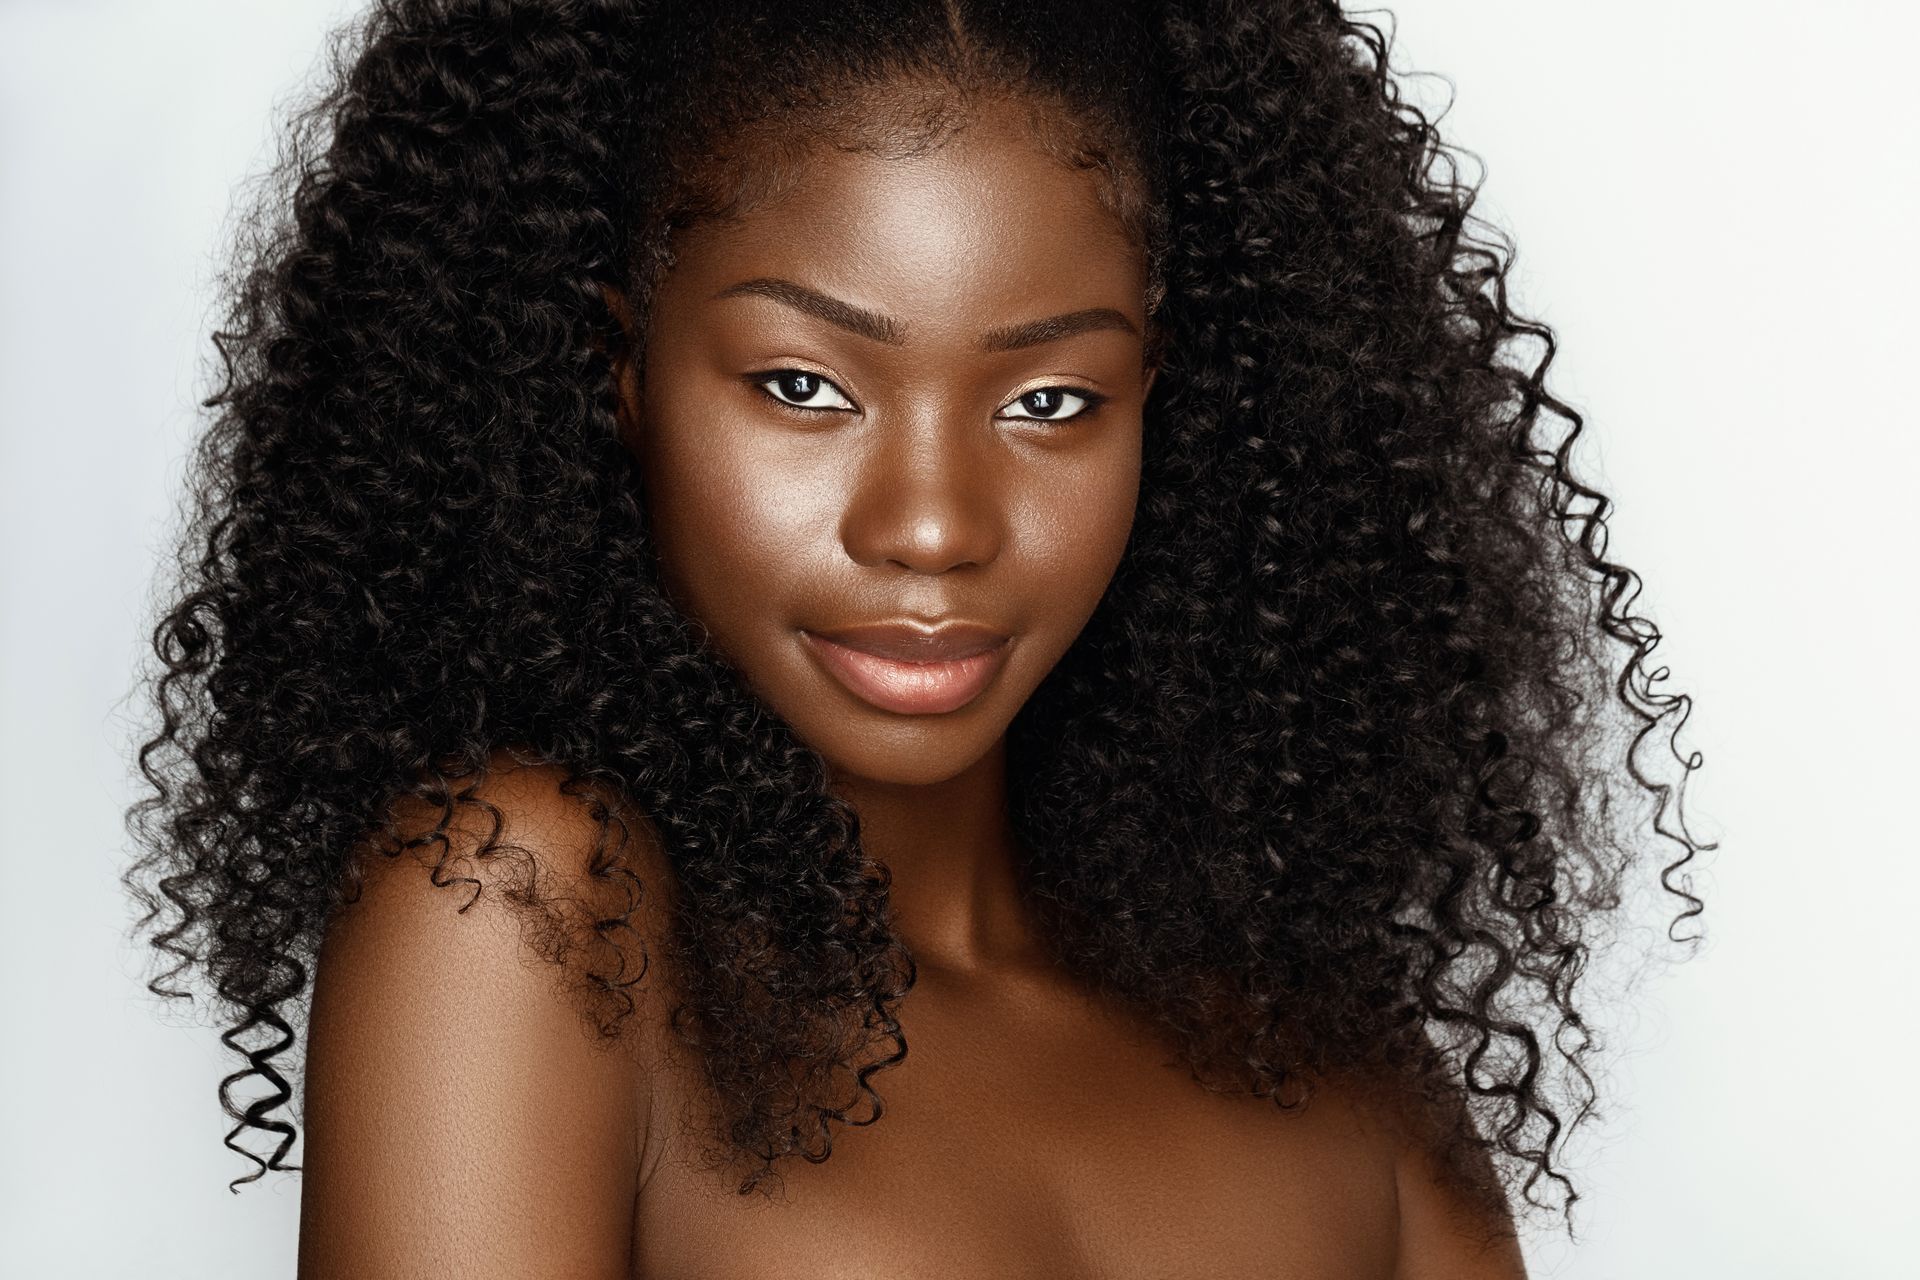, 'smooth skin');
297,88,1529,1279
